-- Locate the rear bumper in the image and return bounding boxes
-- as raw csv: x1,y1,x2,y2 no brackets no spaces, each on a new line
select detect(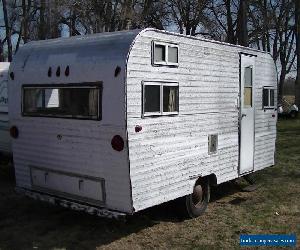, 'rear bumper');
16,187,127,219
